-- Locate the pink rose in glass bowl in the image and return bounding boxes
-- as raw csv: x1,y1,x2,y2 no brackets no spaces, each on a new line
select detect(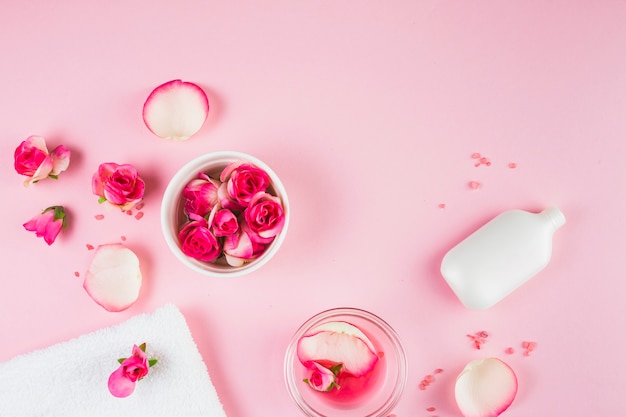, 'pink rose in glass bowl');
161,151,289,278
